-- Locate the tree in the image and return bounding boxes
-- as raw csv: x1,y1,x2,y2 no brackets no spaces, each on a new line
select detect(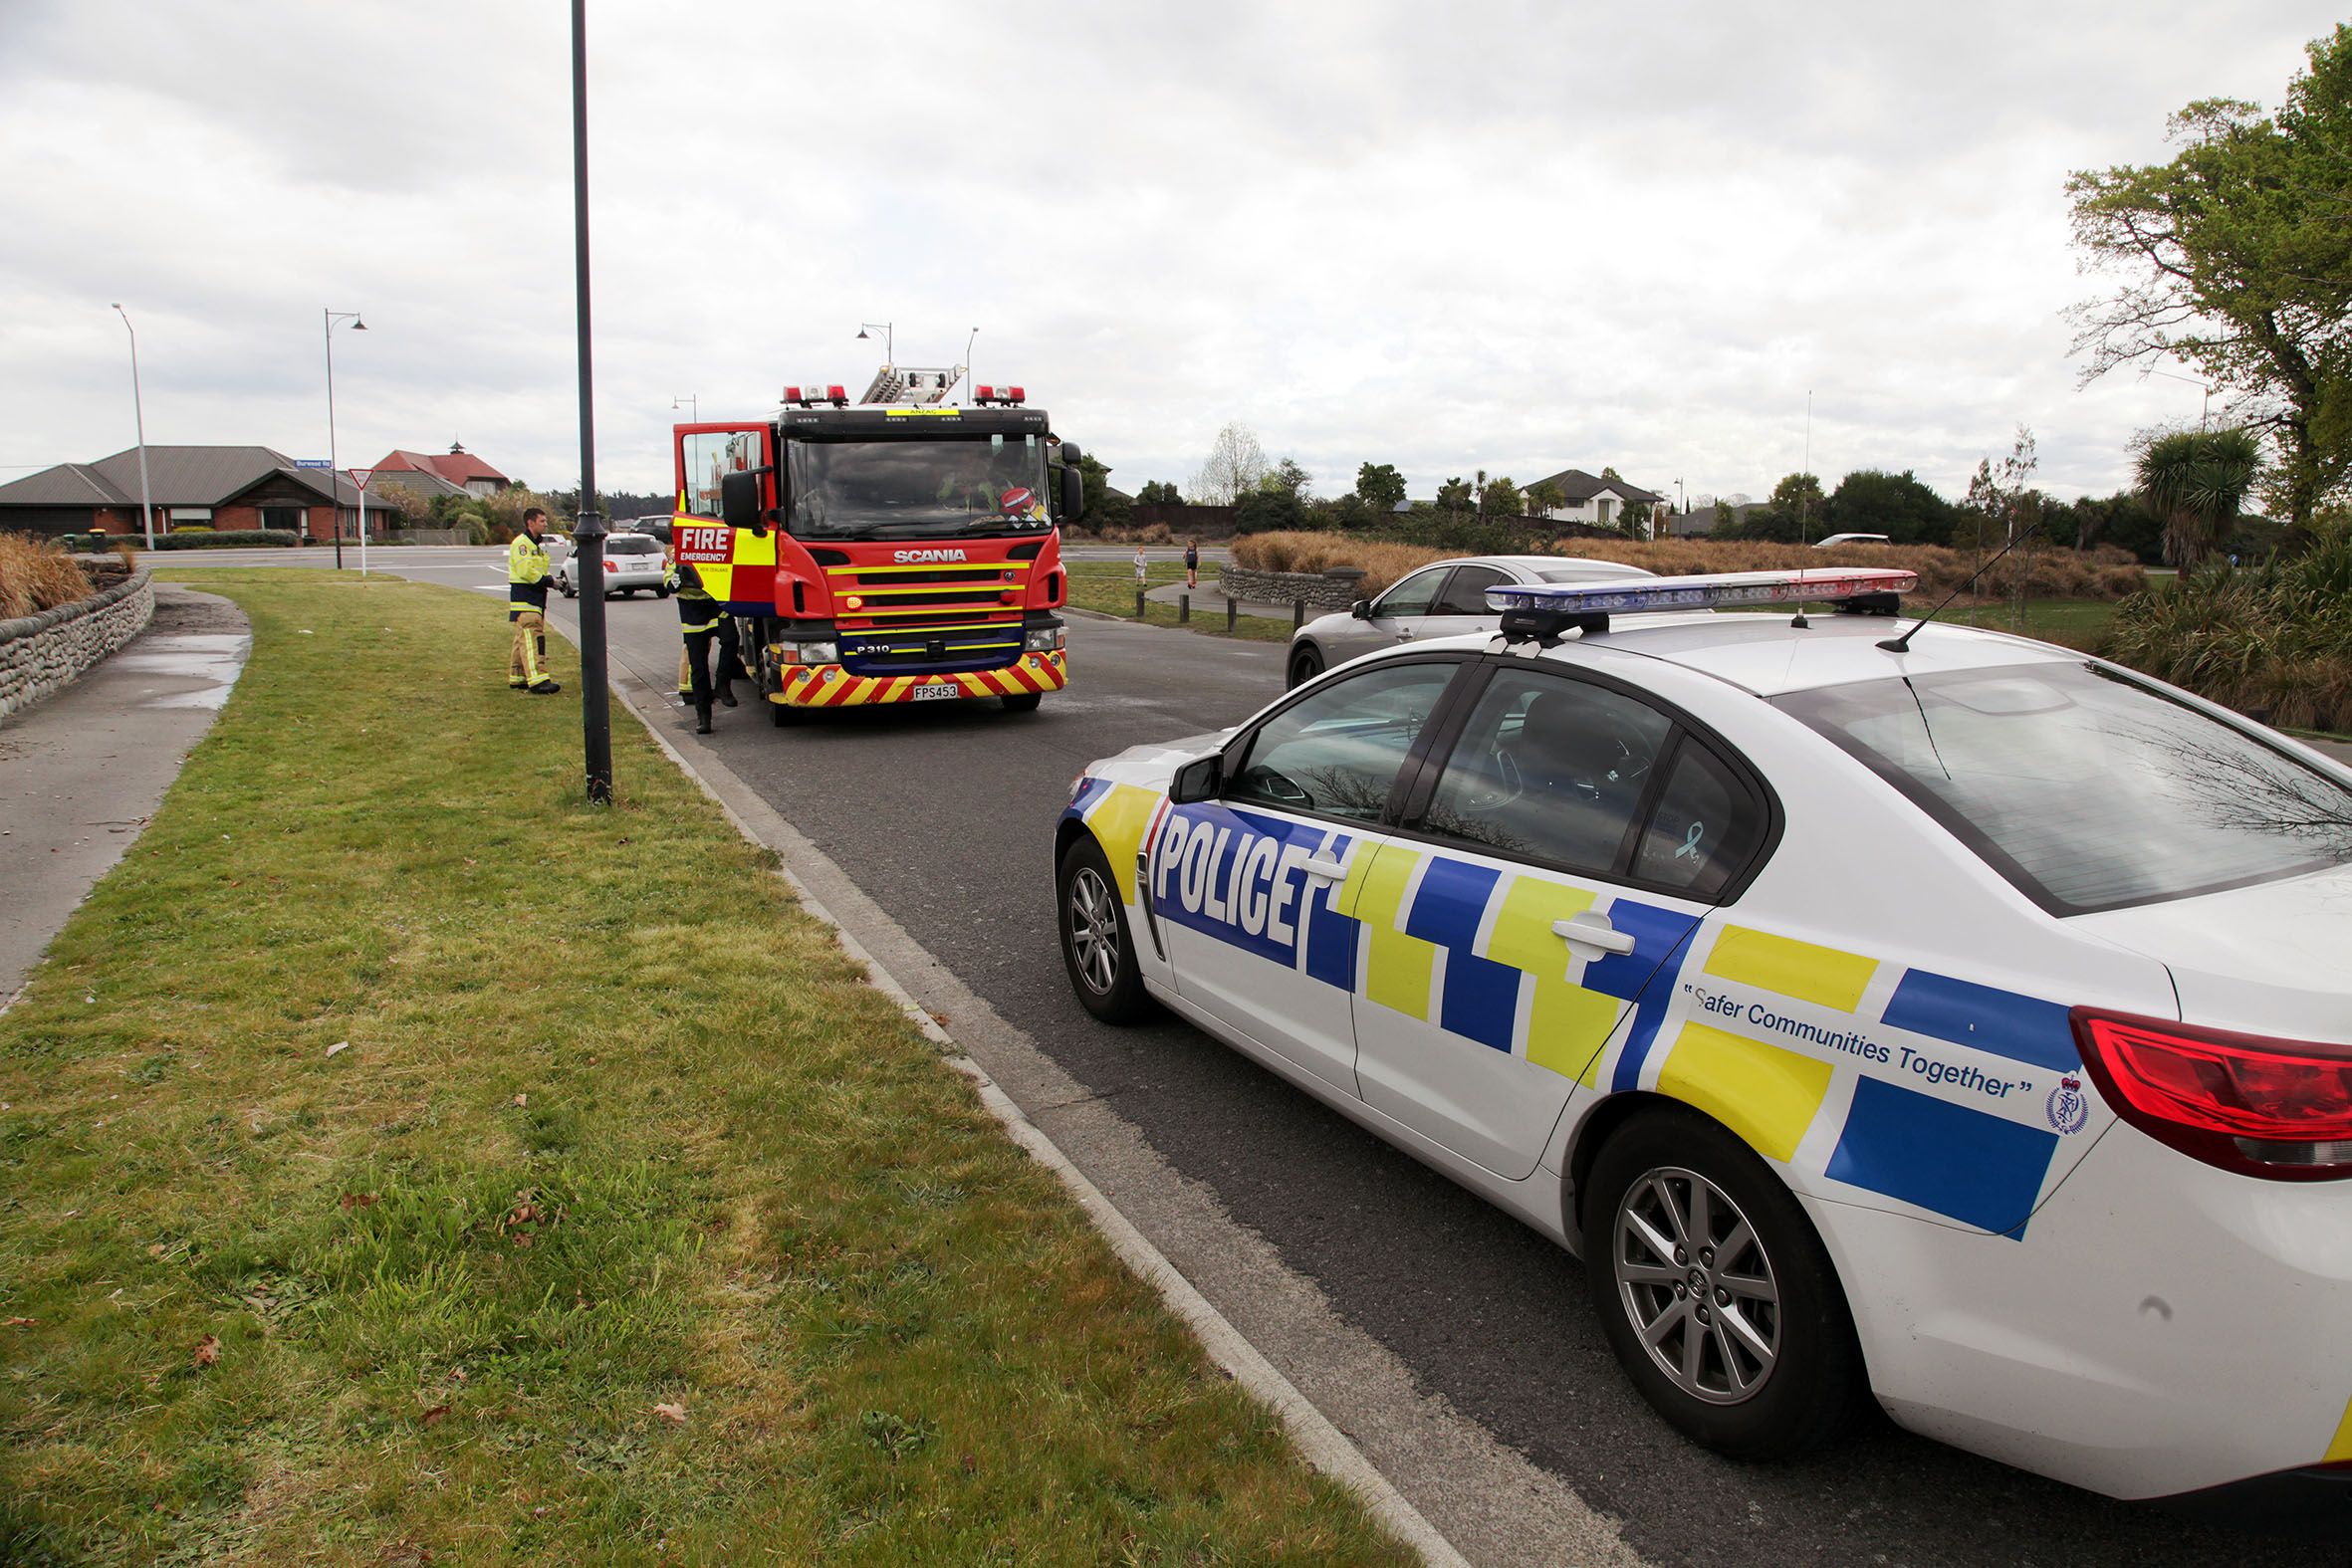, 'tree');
1478,475,1521,519
1233,487,1306,535
1135,480,1183,506
2067,24,2352,527
1618,501,1653,541
1822,470,1958,546
1525,479,1564,519
1268,457,1312,499
1186,423,1268,505
1354,462,1406,515
2137,426,2265,566
1076,454,1112,522
1435,476,1474,513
